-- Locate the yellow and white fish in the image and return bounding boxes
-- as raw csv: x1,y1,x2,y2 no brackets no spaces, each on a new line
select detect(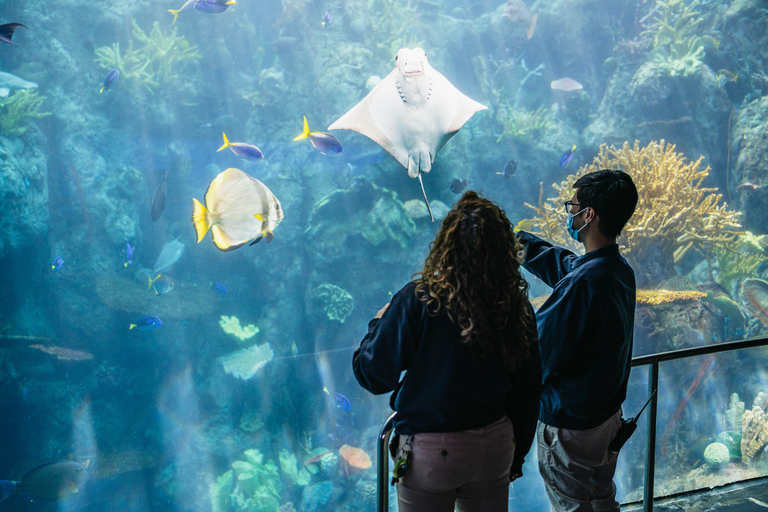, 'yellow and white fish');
192,168,283,252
